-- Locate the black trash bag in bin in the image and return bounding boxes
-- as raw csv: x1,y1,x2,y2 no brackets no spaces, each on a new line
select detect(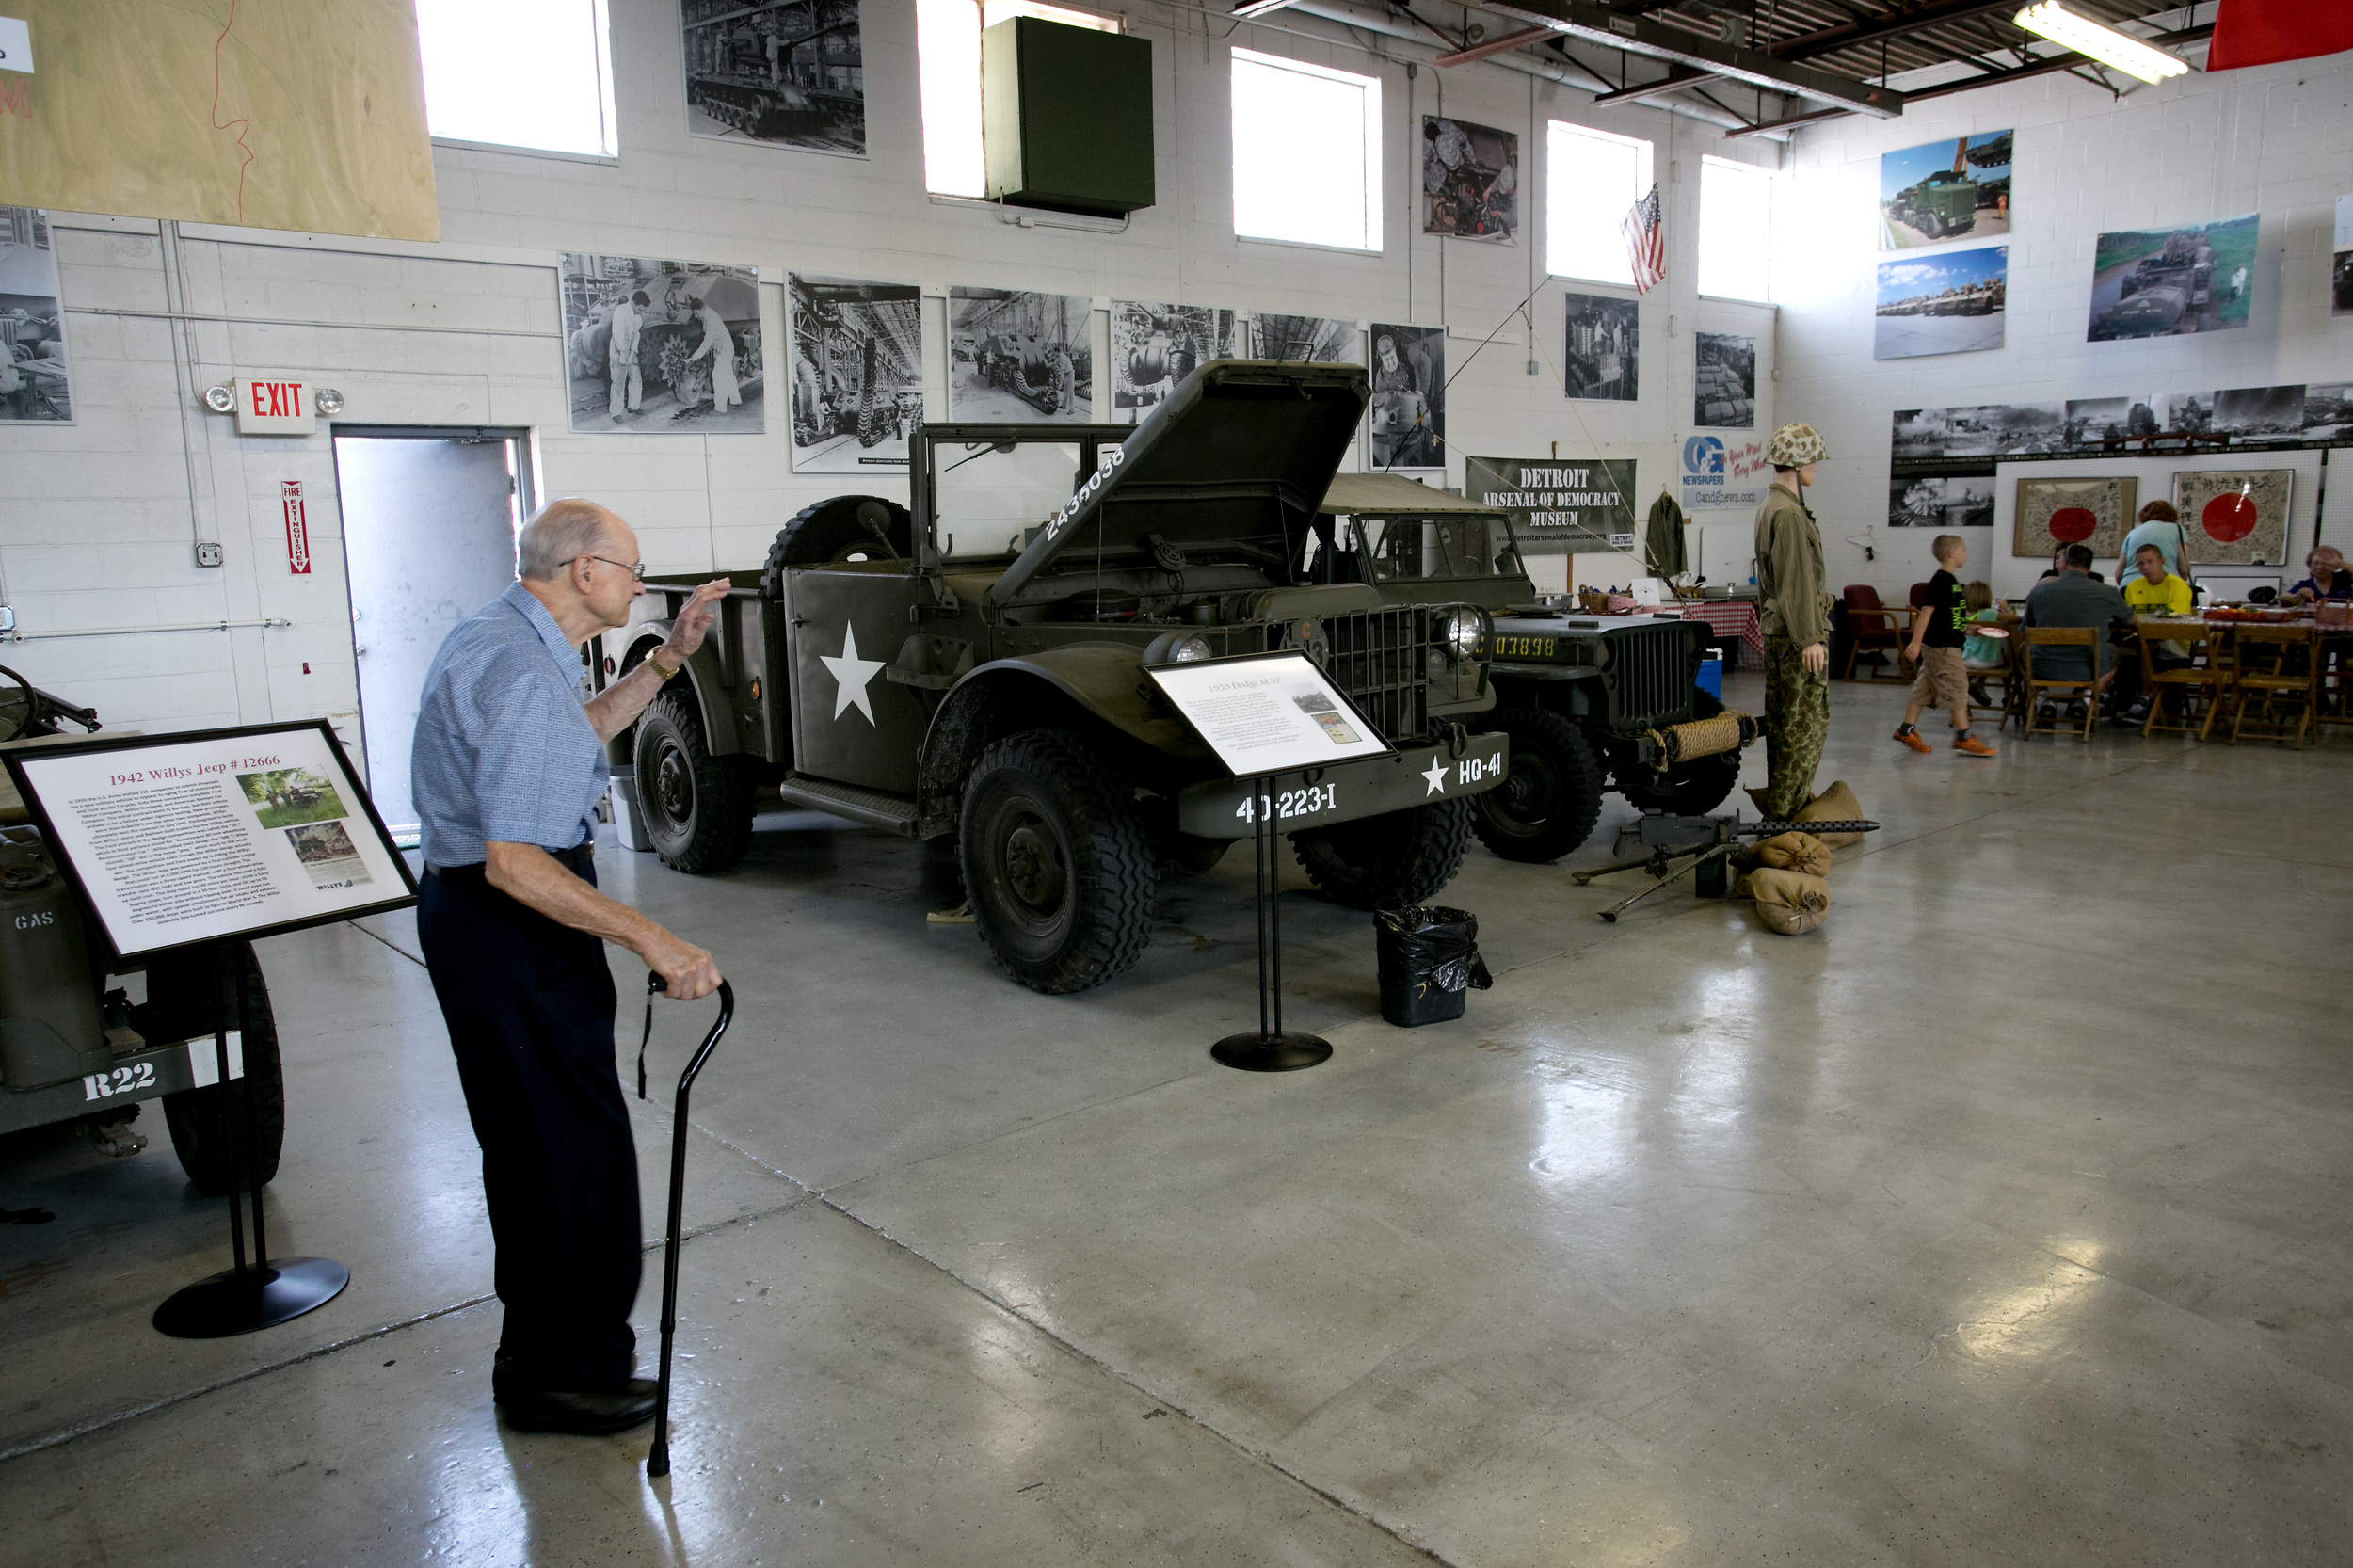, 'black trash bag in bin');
1374,905,1493,1028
